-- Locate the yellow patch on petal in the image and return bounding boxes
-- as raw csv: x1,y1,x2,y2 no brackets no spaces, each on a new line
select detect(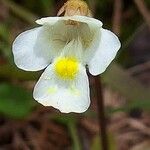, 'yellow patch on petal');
48,87,57,94
54,57,79,80
69,86,80,96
